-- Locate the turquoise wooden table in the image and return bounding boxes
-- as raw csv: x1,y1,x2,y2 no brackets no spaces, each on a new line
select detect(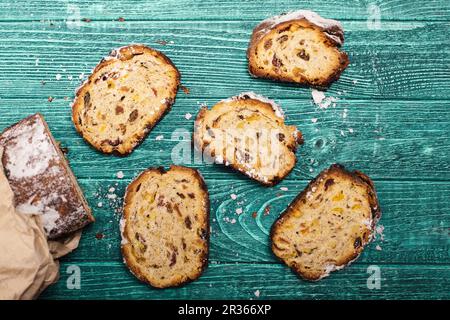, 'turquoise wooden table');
0,0,449,300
